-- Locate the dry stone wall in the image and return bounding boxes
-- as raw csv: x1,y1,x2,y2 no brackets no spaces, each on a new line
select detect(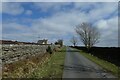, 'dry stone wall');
1,44,57,64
